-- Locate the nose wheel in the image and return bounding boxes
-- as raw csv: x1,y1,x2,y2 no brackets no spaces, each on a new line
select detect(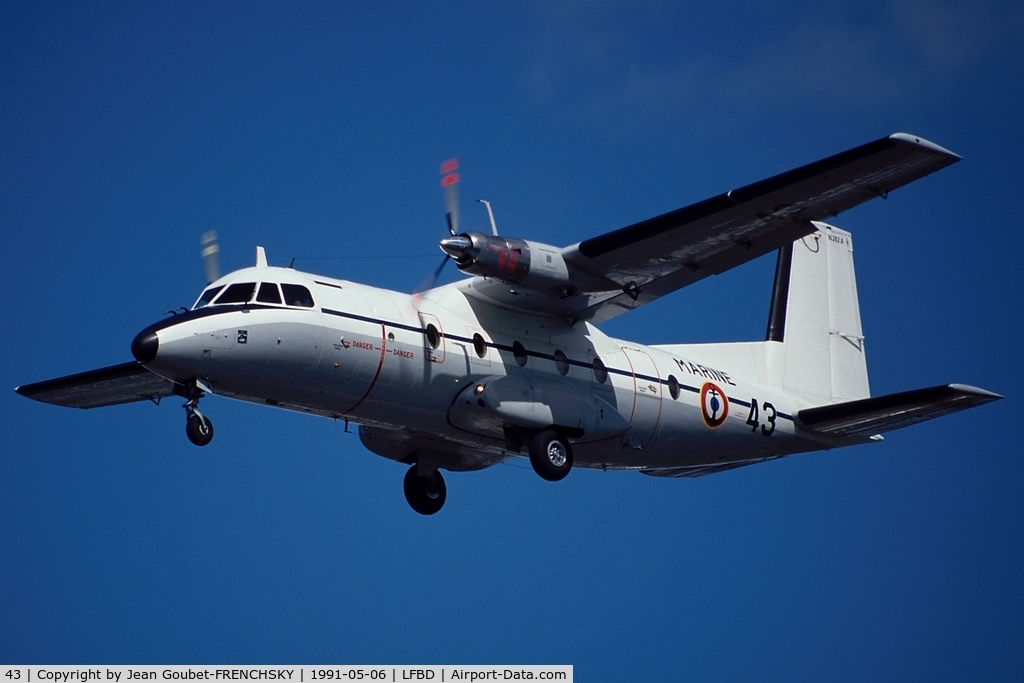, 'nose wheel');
184,399,214,446
403,465,446,515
